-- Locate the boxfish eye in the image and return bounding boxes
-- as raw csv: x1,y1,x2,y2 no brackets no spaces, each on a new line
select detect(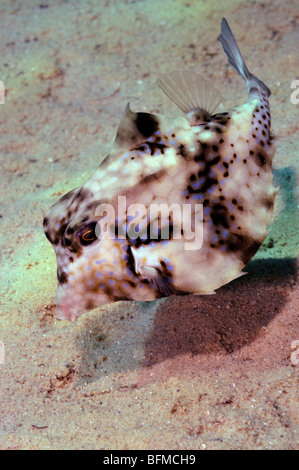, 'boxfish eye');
78,222,99,246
